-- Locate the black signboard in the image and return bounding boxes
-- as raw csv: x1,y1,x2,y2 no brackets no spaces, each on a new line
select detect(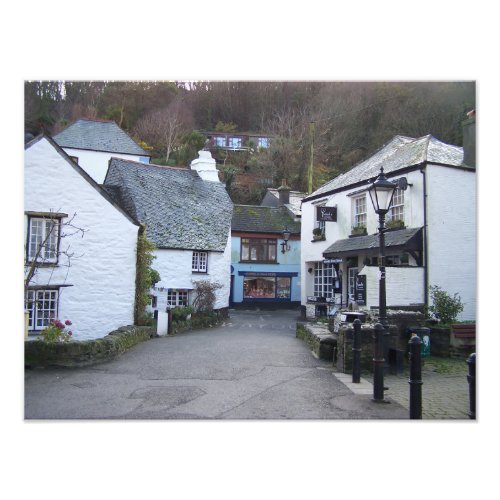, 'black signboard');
316,206,337,222
355,275,366,305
